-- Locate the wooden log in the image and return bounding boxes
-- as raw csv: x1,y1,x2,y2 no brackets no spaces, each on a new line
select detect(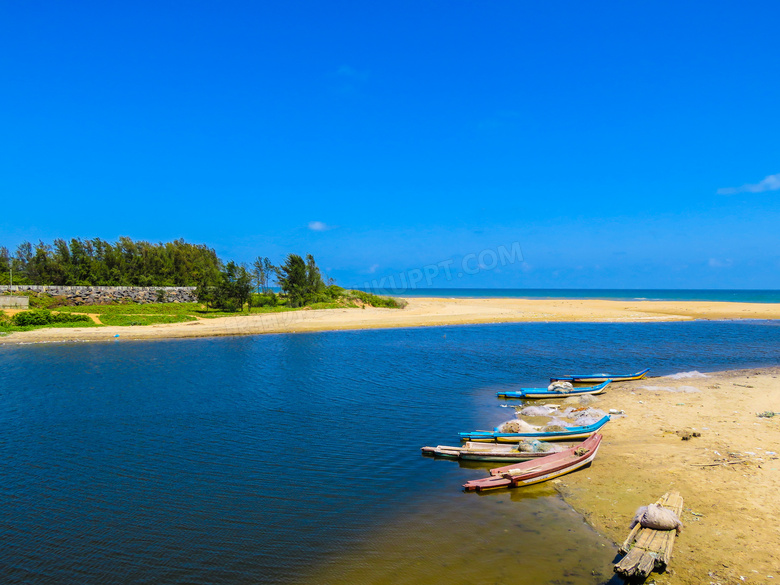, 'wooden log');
615,547,645,577
637,552,657,577
661,528,677,567
619,523,642,554
614,491,683,578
